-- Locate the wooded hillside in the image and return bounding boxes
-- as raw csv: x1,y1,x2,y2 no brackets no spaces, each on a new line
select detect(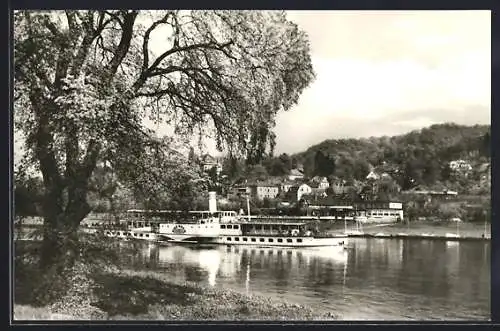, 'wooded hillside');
291,123,490,190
